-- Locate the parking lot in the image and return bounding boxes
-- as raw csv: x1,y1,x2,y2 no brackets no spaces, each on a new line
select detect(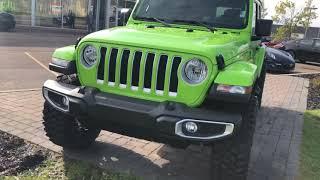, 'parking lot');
0,30,312,180
0,30,81,91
